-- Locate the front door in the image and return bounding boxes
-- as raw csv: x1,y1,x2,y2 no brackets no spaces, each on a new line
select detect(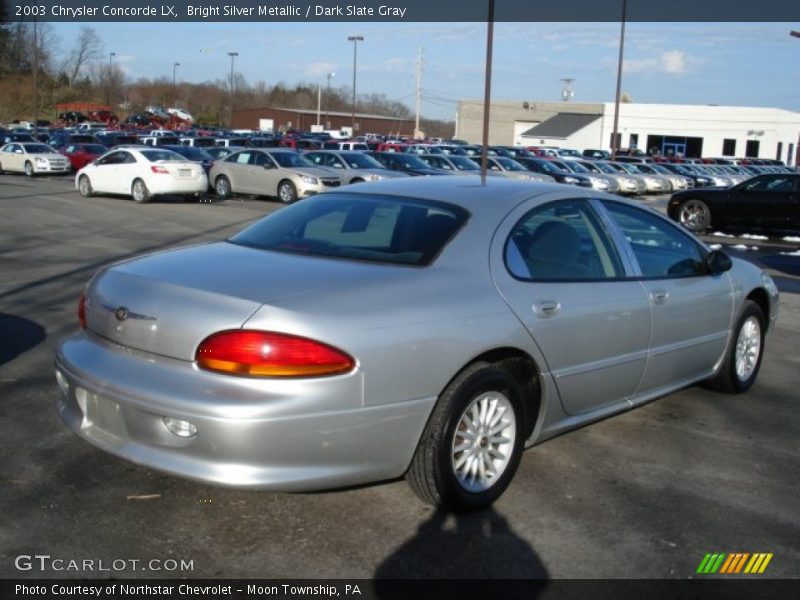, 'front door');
600,200,733,396
491,196,651,416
